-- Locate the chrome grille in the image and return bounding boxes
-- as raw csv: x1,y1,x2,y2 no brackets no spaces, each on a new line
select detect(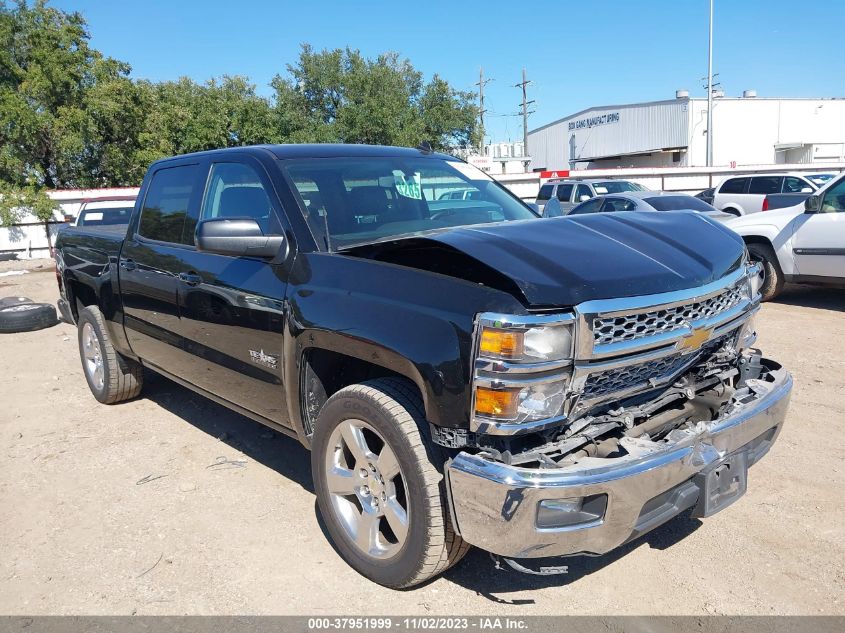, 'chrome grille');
582,337,726,400
593,284,745,347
